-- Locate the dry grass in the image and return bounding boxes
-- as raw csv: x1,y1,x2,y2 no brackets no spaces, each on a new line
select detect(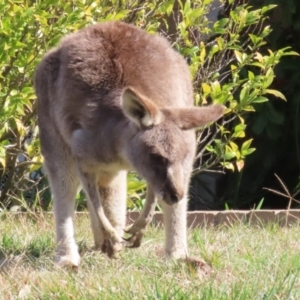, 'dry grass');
1,213,300,299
